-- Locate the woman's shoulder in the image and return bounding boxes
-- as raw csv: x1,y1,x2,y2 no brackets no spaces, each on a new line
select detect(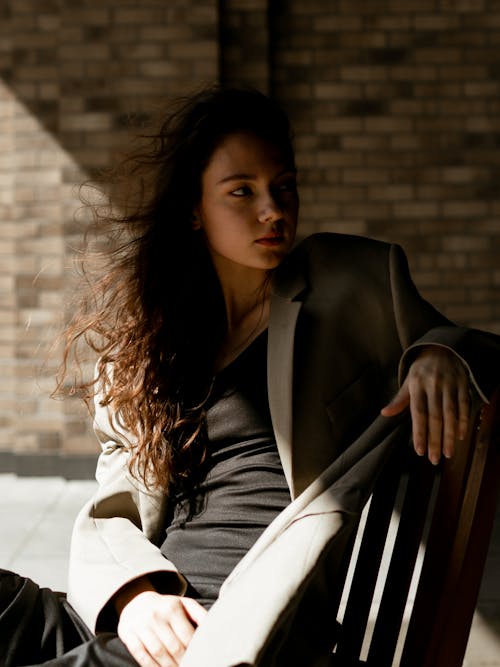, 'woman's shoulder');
294,232,392,258
272,232,398,297
282,232,396,276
